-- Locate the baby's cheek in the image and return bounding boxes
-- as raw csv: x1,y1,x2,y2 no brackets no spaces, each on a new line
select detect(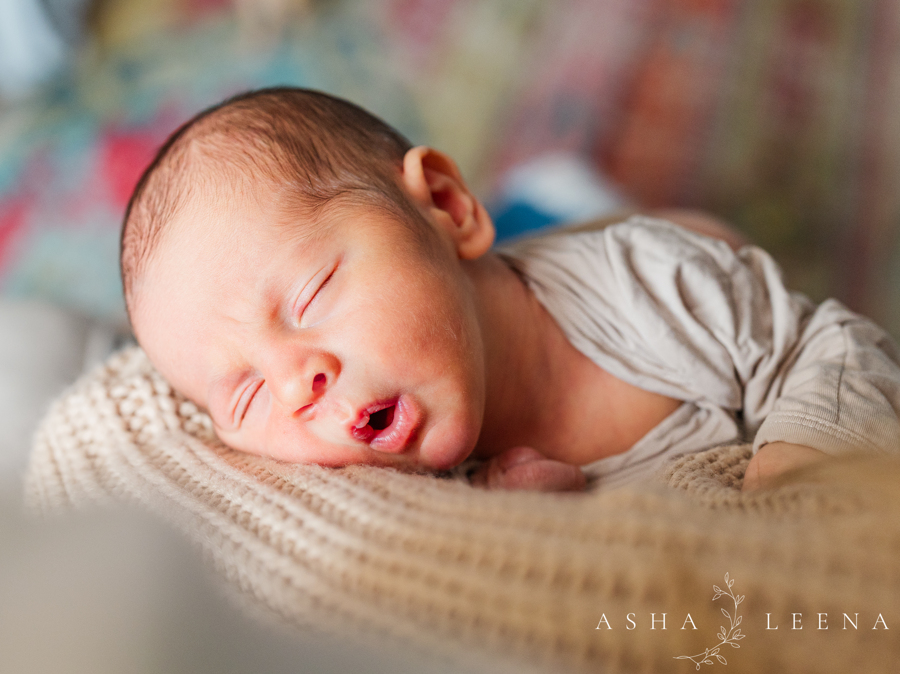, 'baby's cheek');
213,425,258,456
215,413,280,460
418,409,482,471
